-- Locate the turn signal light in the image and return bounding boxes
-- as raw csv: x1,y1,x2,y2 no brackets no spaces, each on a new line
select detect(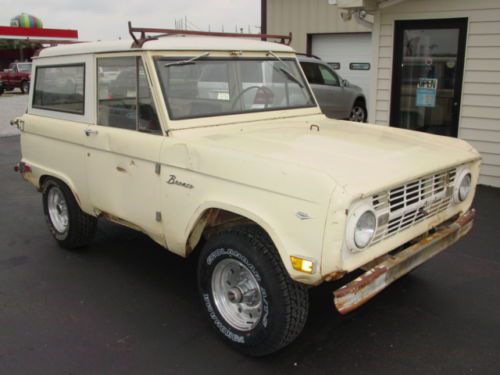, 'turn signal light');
290,256,315,274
